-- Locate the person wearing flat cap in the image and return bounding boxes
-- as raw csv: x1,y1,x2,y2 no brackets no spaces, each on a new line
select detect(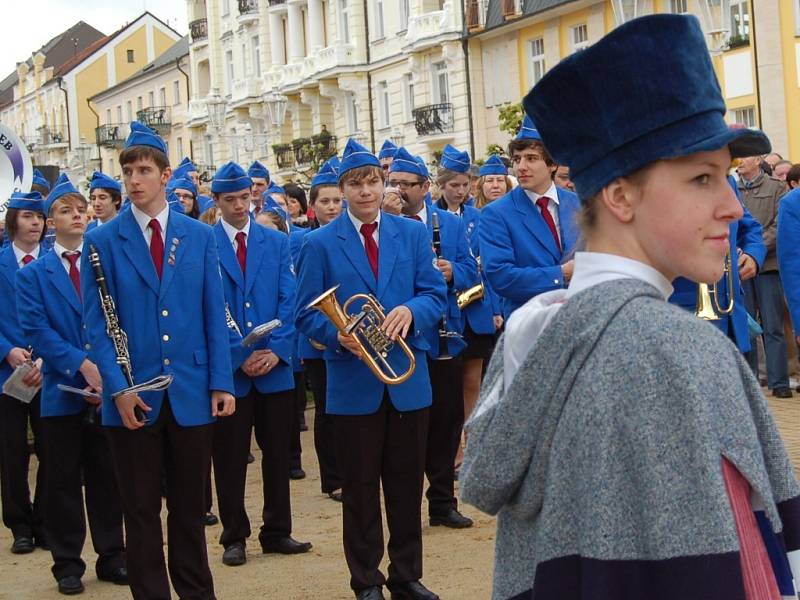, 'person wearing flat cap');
208,161,311,567
461,14,800,600
478,116,581,320
248,161,270,215
87,171,123,232
17,174,127,595
295,138,447,600
0,191,47,556
80,121,235,599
